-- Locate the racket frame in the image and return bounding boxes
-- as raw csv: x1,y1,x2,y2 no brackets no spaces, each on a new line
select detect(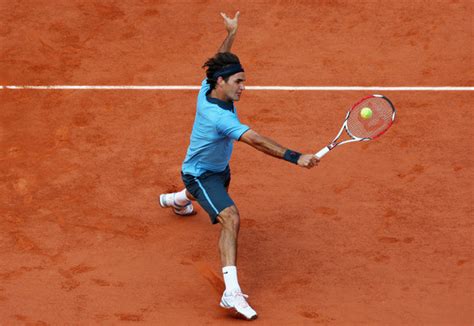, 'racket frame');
315,95,396,159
